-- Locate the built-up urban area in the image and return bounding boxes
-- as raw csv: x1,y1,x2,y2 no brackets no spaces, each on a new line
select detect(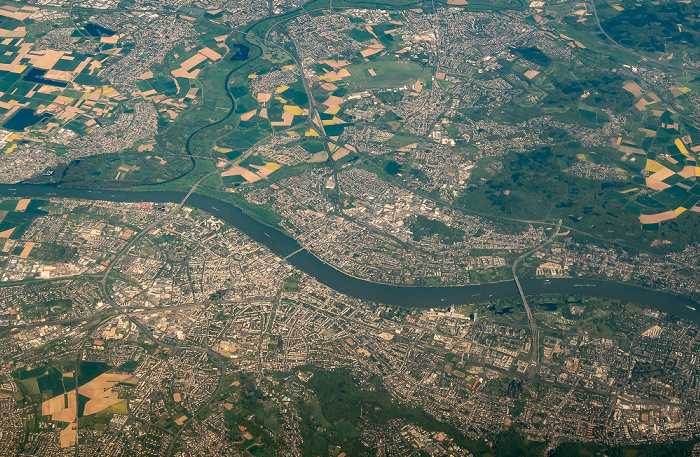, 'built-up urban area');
0,0,698,455
0,197,698,457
